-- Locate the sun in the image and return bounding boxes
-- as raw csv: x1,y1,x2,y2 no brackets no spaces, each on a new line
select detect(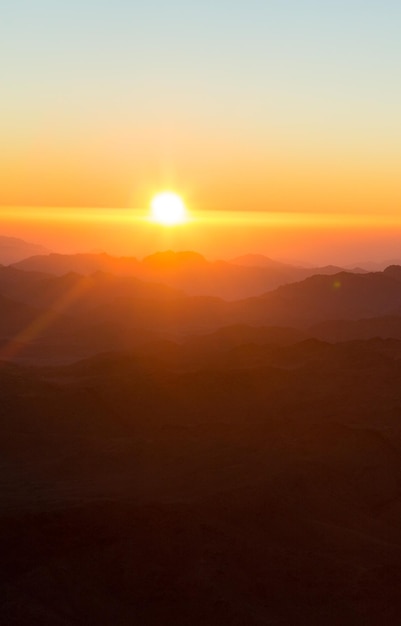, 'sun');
150,192,188,225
